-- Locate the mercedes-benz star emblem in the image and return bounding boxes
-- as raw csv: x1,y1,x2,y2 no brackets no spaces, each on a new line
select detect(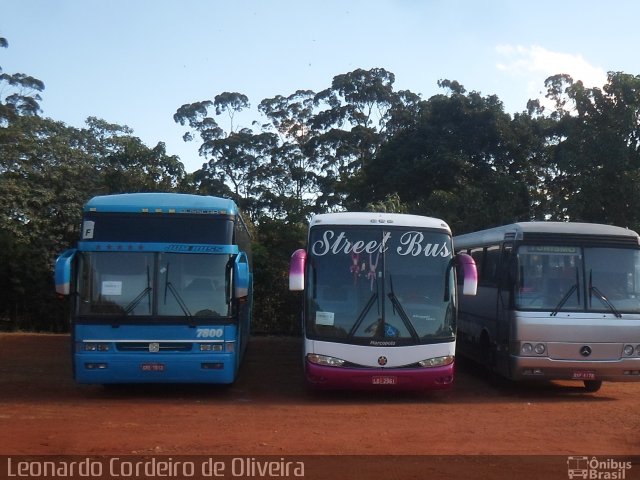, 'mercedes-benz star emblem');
579,346,592,357
378,356,388,366
149,342,160,353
